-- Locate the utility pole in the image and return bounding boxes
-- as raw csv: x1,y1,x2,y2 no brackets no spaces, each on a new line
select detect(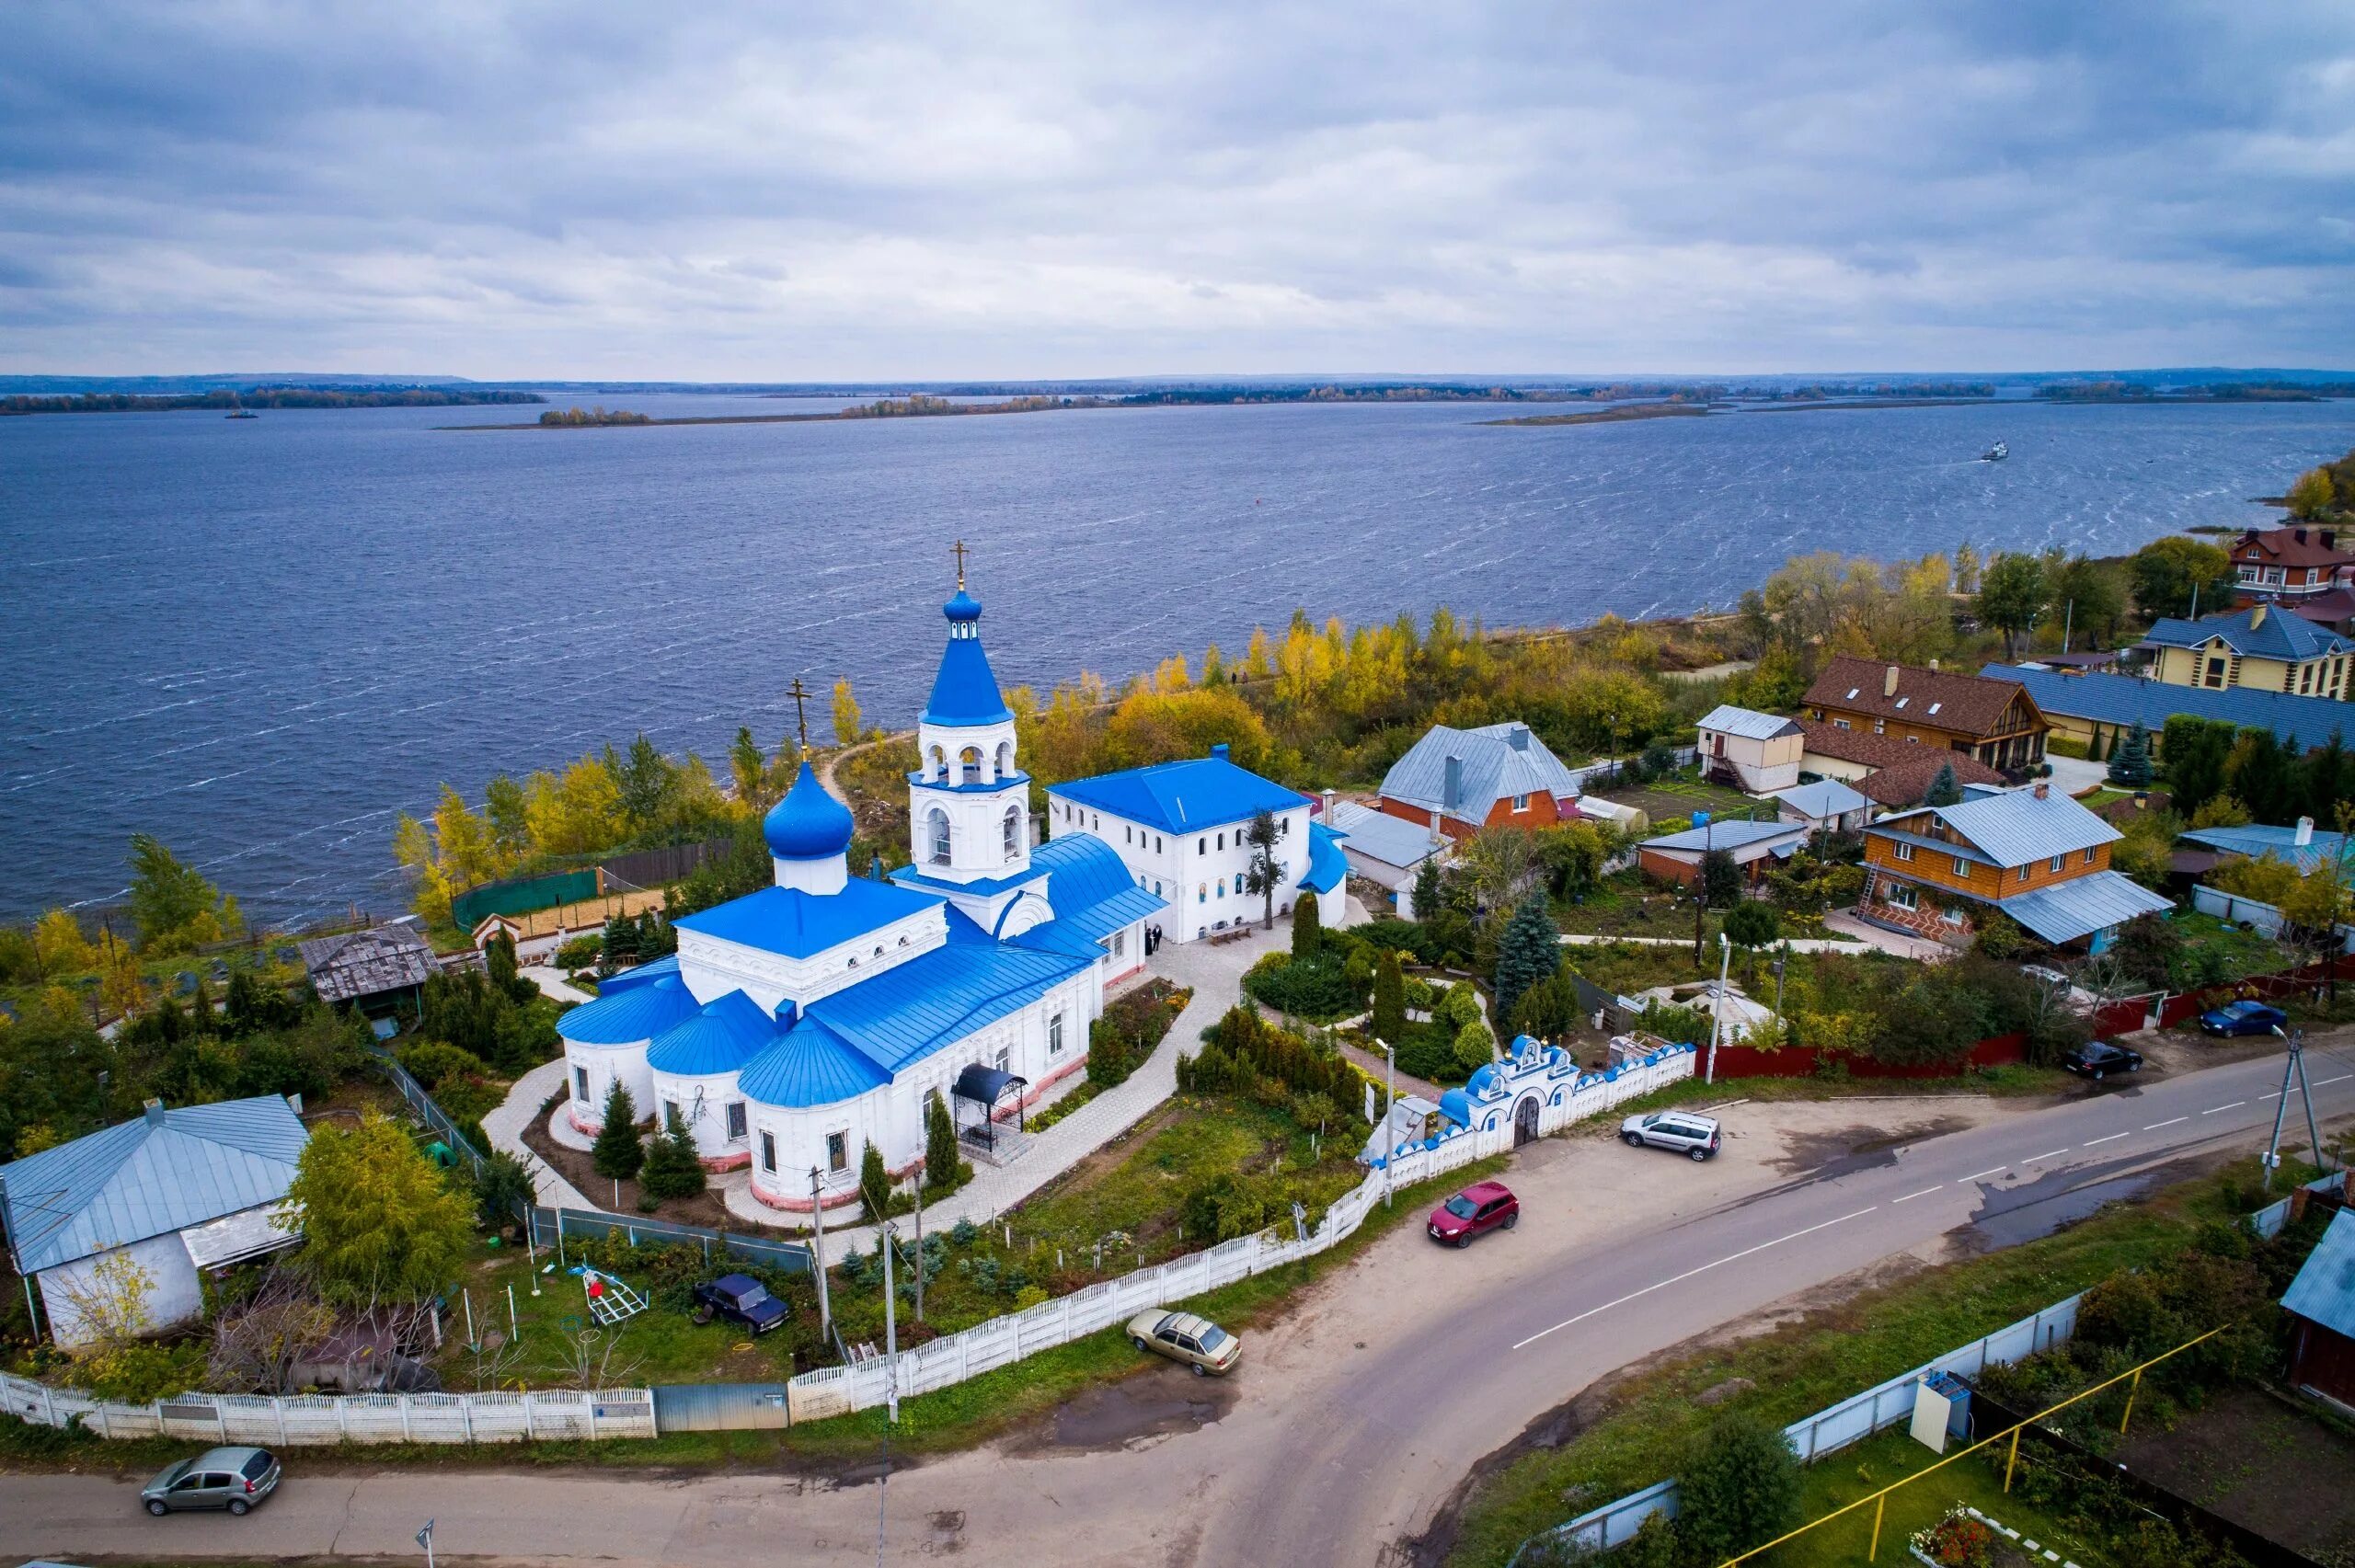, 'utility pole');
1376,1038,1396,1208
2062,599,2074,656
911,1173,925,1323
2261,1027,2328,1190
1692,815,1716,963
809,1168,832,1341
880,1221,899,1424
1706,933,1731,1085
